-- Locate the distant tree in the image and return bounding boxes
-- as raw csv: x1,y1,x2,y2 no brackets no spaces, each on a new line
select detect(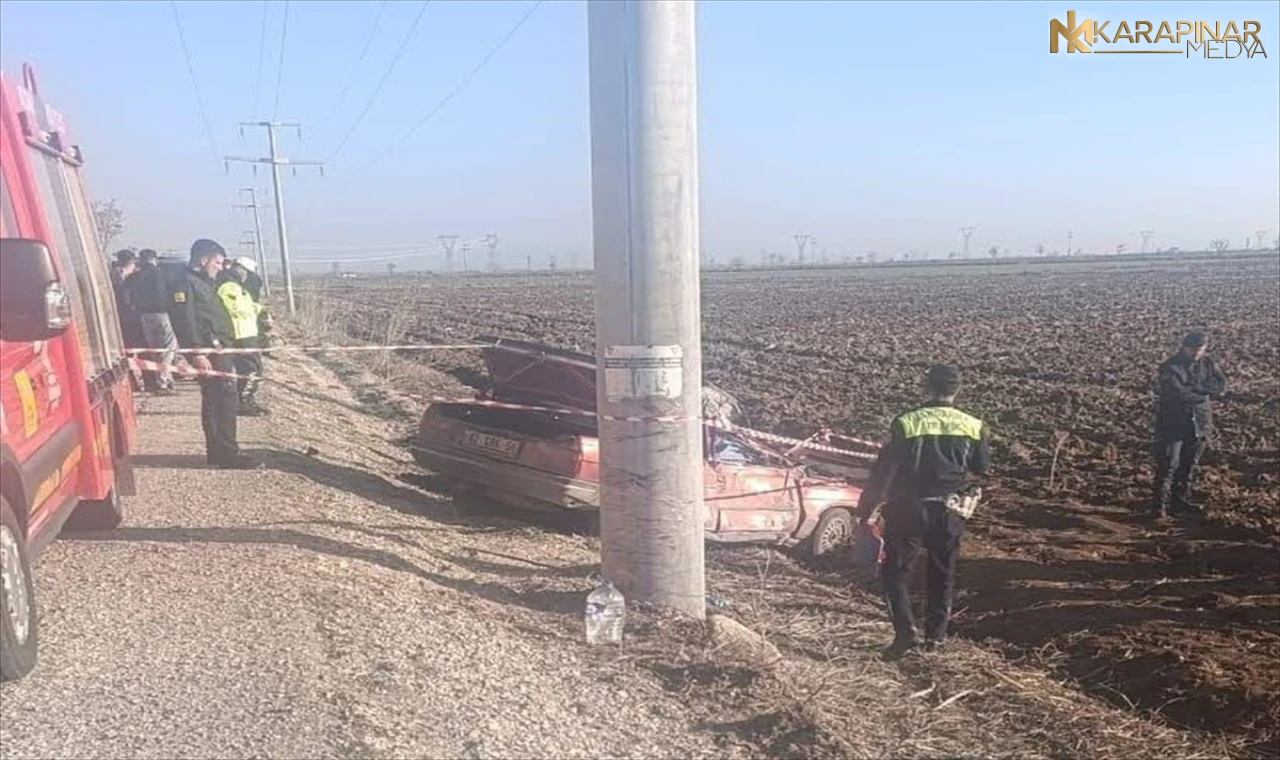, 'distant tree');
1272,237,1279,251
92,198,125,250
1116,243,1126,255
548,254,558,271
867,251,879,264
855,255,865,264
729,255,744,270
387,262,397,276
1210,239,1229,254
331,262,340,274
948,251,959,259
988,245,1000,259
1035,243,1046,256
